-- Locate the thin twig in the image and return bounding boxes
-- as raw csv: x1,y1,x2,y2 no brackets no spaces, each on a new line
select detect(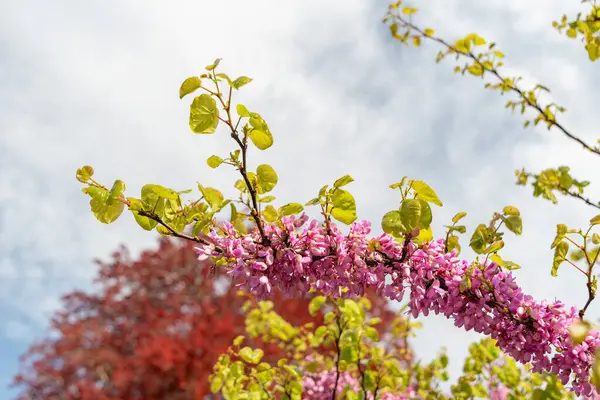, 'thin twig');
390,14,600,157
